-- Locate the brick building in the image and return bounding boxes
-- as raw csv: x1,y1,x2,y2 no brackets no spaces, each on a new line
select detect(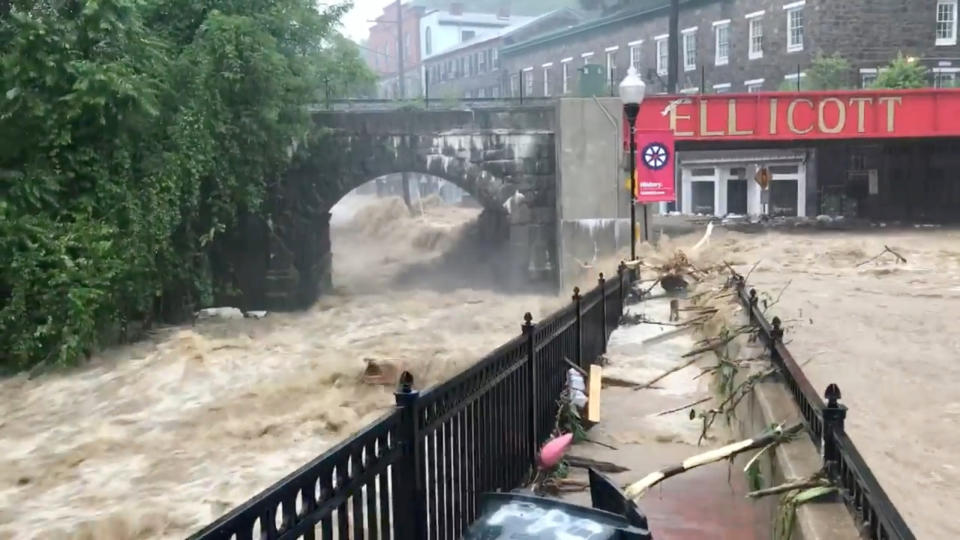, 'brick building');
494,0,960,221
422,9,584,99
366,3,427,99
